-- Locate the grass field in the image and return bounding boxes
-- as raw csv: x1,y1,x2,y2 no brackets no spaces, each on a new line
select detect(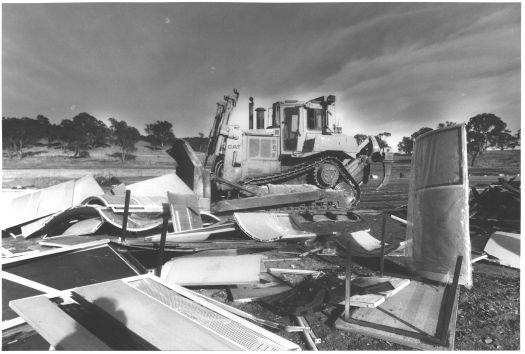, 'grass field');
391,149,520,177
2,143,520,189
